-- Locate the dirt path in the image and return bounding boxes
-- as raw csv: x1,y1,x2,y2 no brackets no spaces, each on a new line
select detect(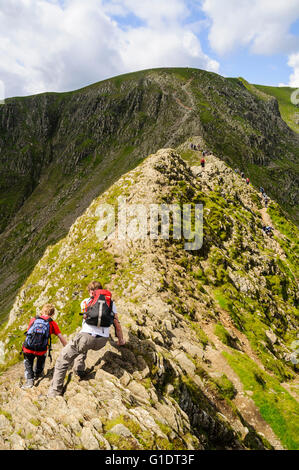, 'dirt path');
174,96,193,111
259,207,272,227
152,76,195,147
202,319,284,450
173,78,195,111
259,207,291,263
